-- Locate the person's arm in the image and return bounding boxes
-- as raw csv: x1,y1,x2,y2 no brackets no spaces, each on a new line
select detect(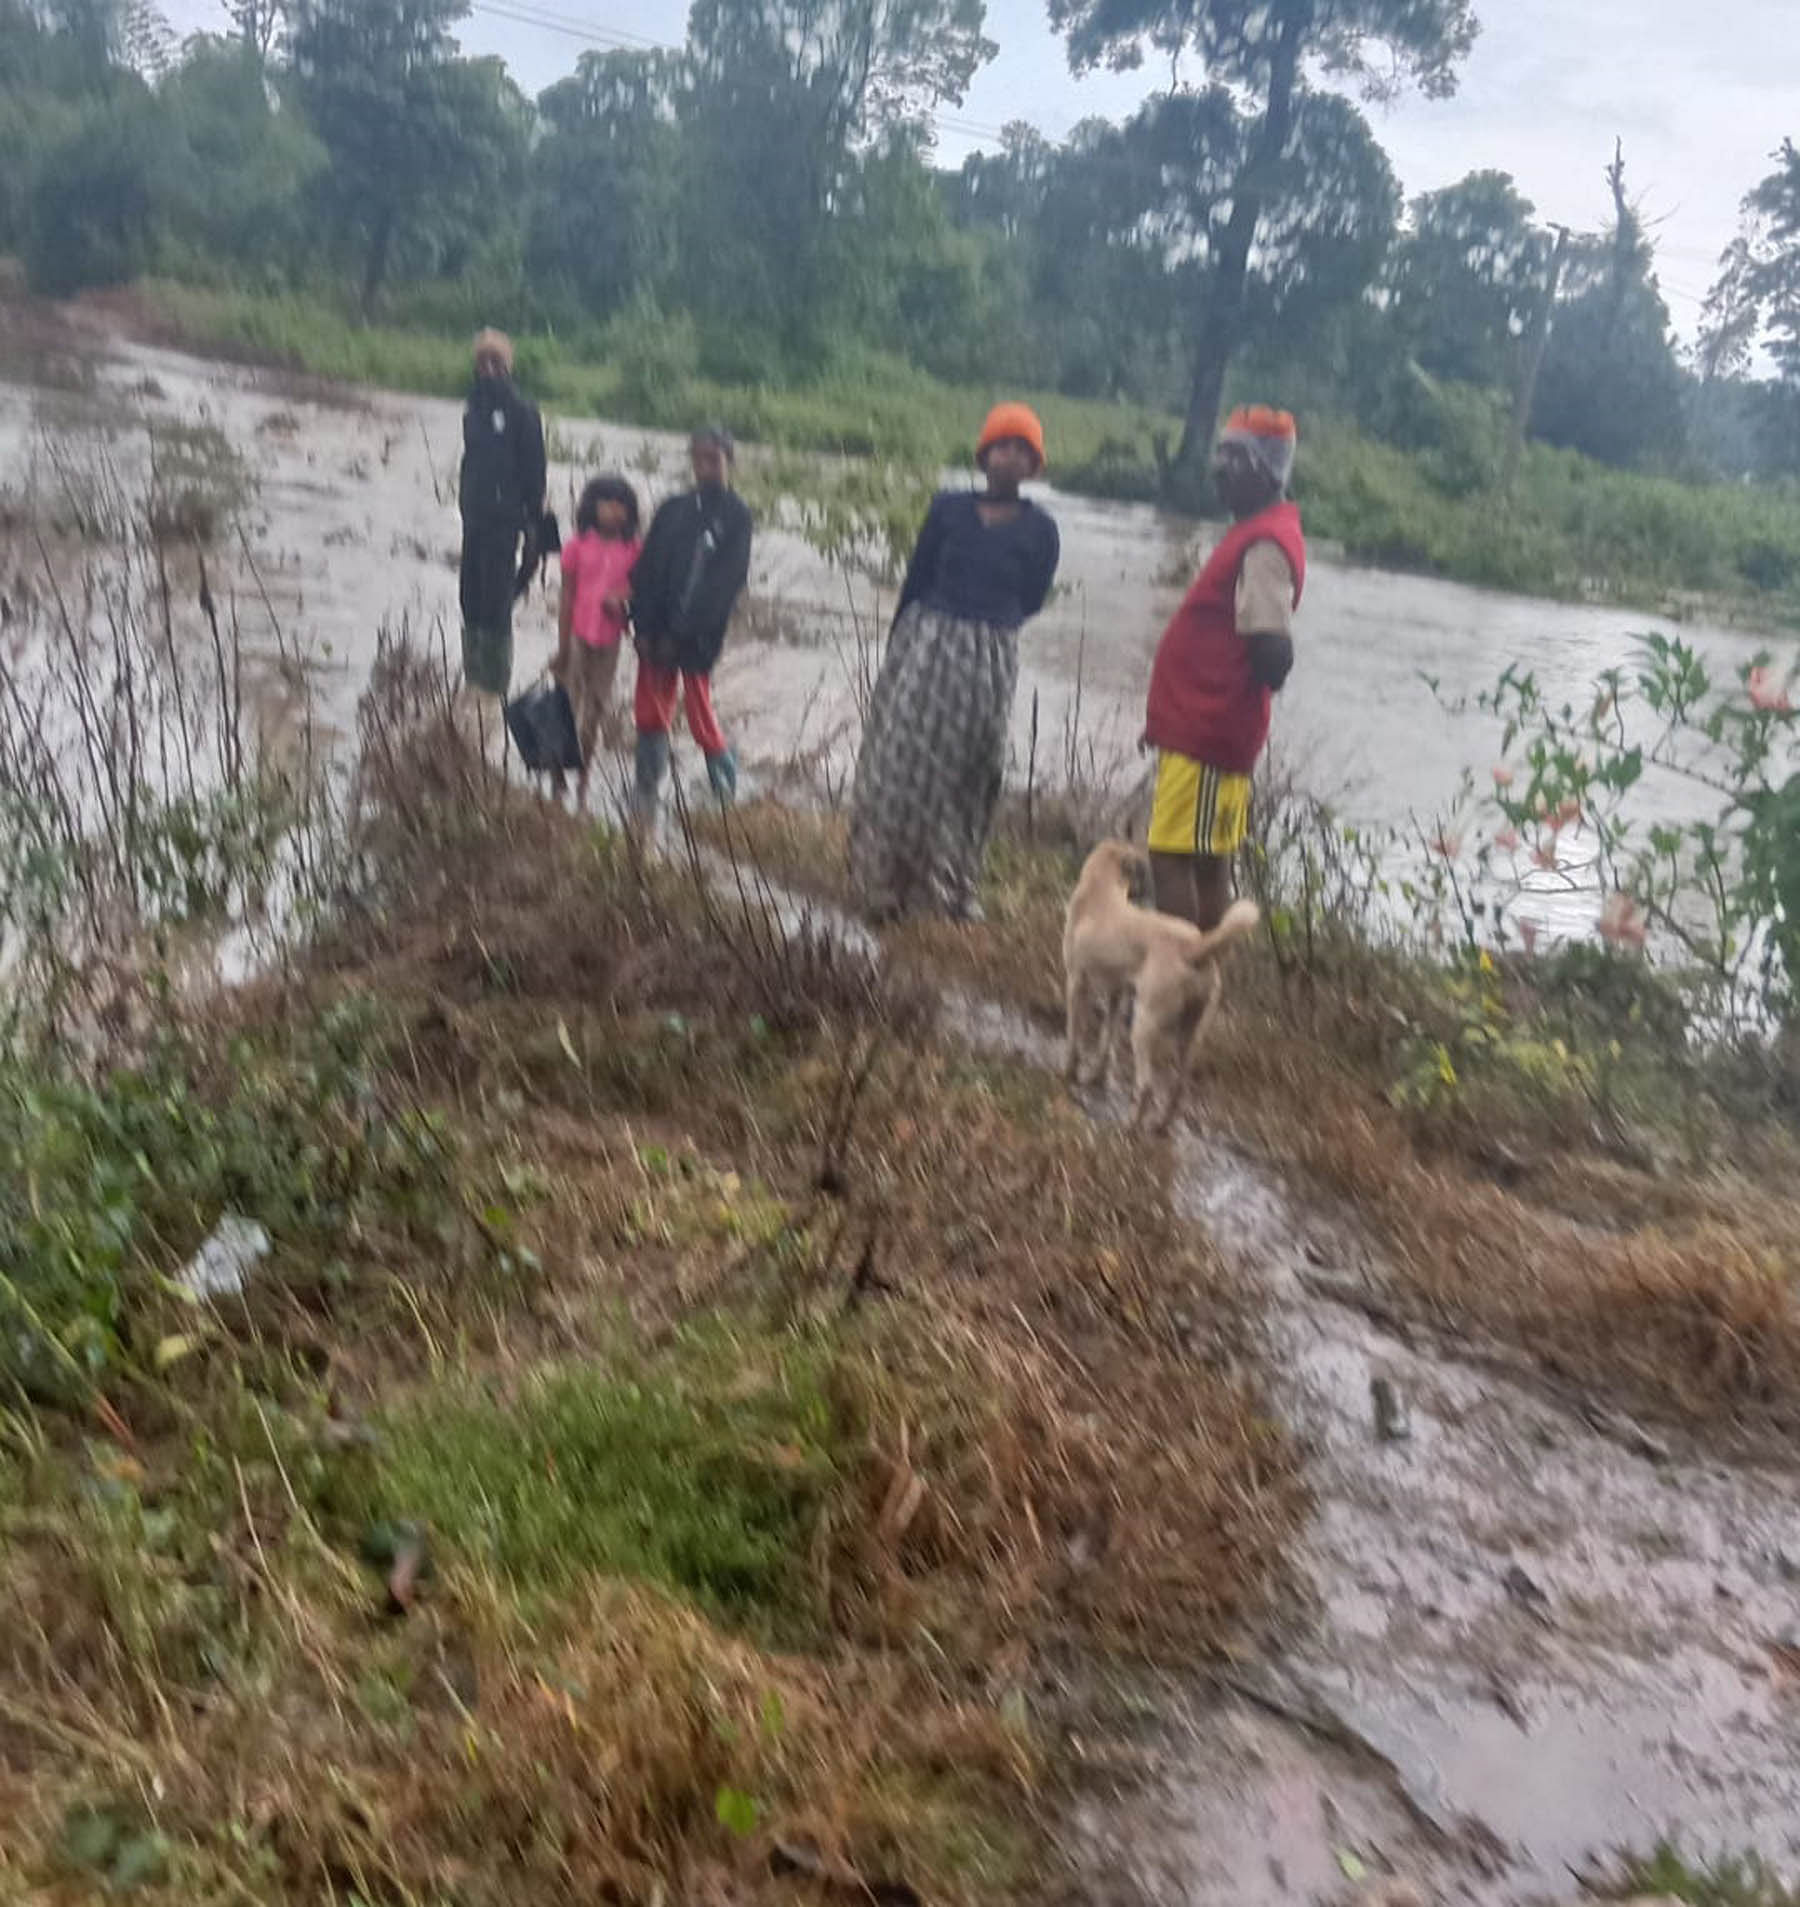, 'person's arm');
630,507,671,646
1237,540,1297,691
680,498,754,649
604,540,640,621
895,493,950,619
1018,512,1061,620
553,547,576,678
715,498,752,608
516,398,548,523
